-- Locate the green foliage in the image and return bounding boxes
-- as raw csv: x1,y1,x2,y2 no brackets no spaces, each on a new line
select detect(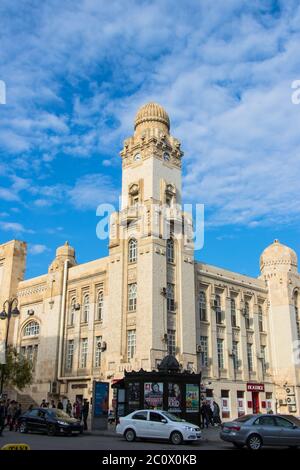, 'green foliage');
1,346,33,390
